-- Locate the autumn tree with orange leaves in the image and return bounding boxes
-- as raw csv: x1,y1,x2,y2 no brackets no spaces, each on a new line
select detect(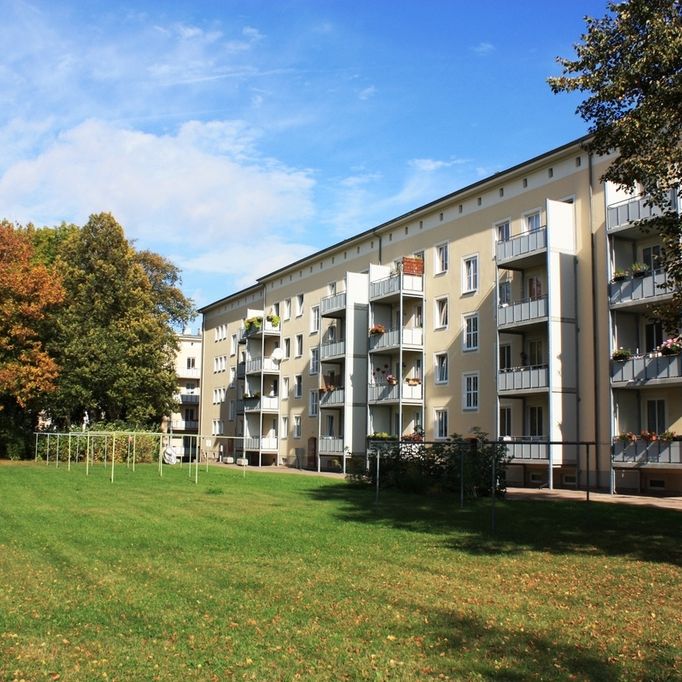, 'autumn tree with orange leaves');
0,221,64,456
